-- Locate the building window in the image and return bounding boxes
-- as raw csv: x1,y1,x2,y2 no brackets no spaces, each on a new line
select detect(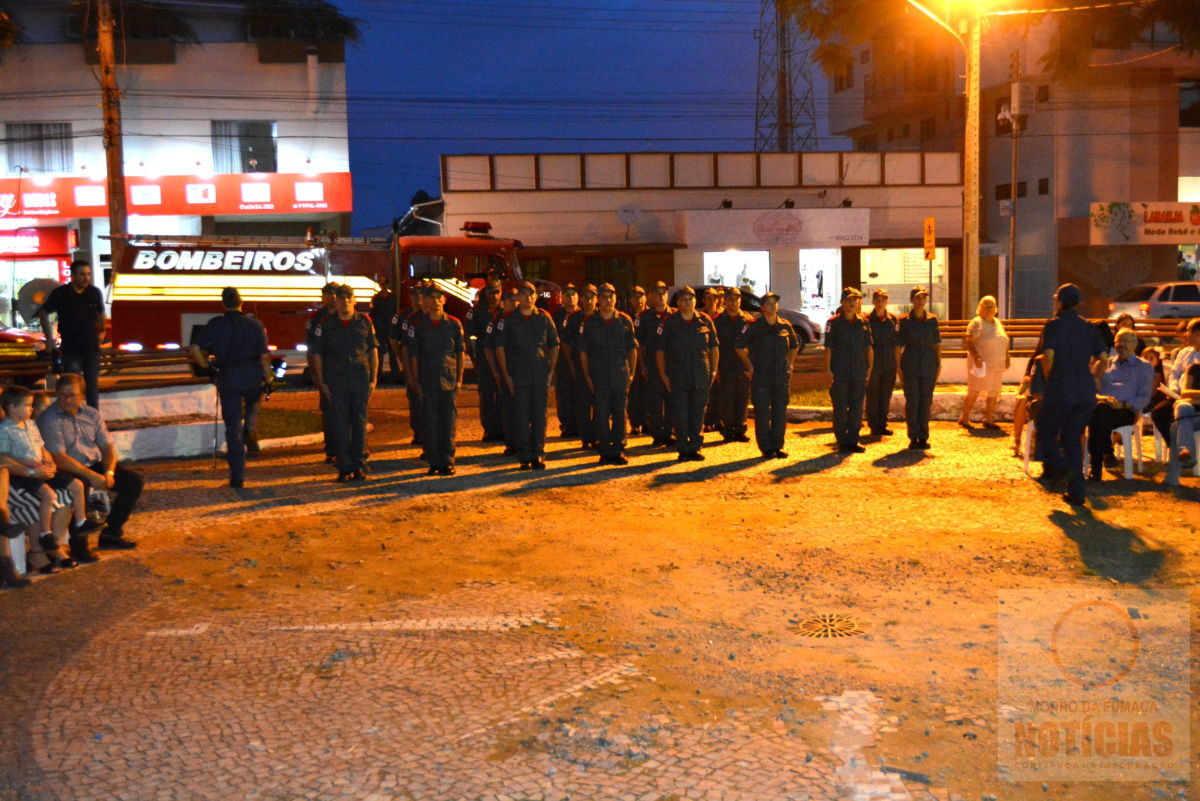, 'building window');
585,256,635,301
1038,177,1049,195
919,117,936,142
1036,85,1050,103
860,49,871,64
886,128,895,142
856,133,879,151
521,257,549,281
5,123,73,174
211,120,278,173
834,63,855,92
1182,80,1200,127
995,182,1028,200
902,123,911,139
